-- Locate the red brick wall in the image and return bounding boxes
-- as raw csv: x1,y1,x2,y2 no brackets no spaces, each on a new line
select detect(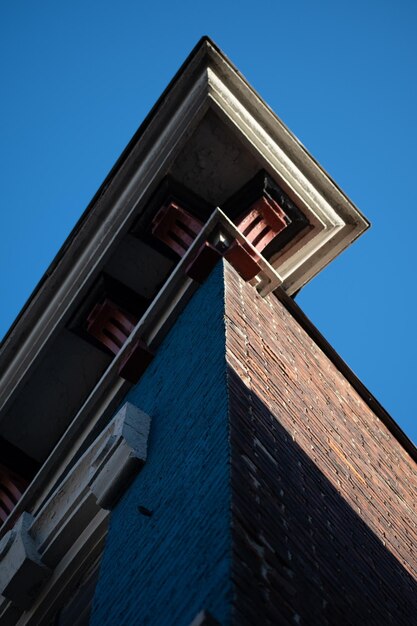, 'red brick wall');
224,263,417,625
